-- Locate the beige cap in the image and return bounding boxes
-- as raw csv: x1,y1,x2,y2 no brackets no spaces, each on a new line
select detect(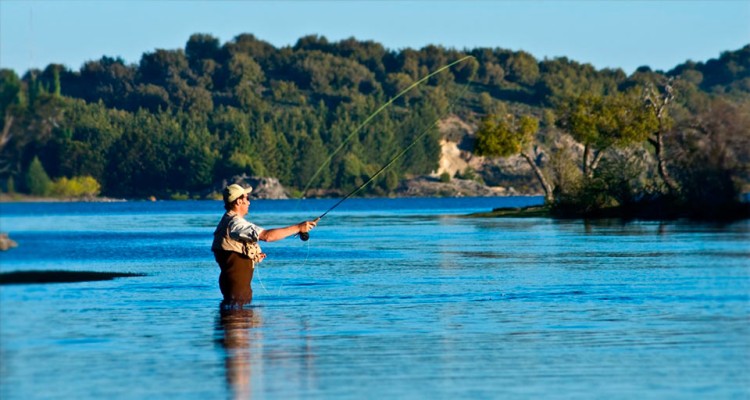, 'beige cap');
223,184,253,203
